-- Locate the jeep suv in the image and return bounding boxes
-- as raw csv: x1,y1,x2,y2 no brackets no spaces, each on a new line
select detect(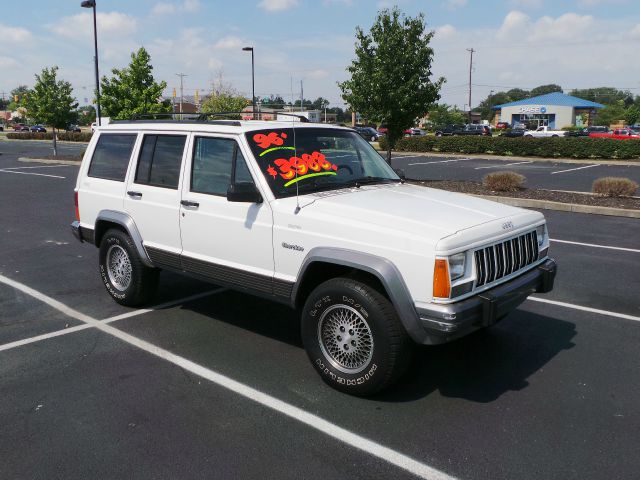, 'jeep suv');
71,117,556,396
